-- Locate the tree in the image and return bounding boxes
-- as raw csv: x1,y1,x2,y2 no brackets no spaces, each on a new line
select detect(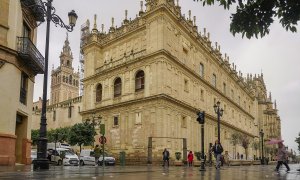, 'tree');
230,132,241,159
239,135,250,160
295,132,300,152
31,129,39,146
68,123,96,152
193,0,300,38
252,141,259,159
